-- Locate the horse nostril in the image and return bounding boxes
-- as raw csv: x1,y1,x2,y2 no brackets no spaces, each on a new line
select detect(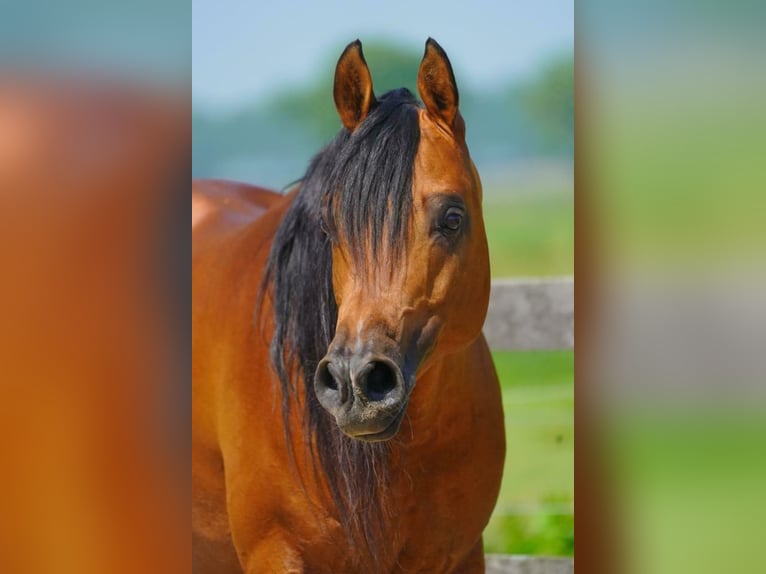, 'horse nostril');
318,363,337,391
315,360,338,391
362,361,399,402
315,358,350,411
